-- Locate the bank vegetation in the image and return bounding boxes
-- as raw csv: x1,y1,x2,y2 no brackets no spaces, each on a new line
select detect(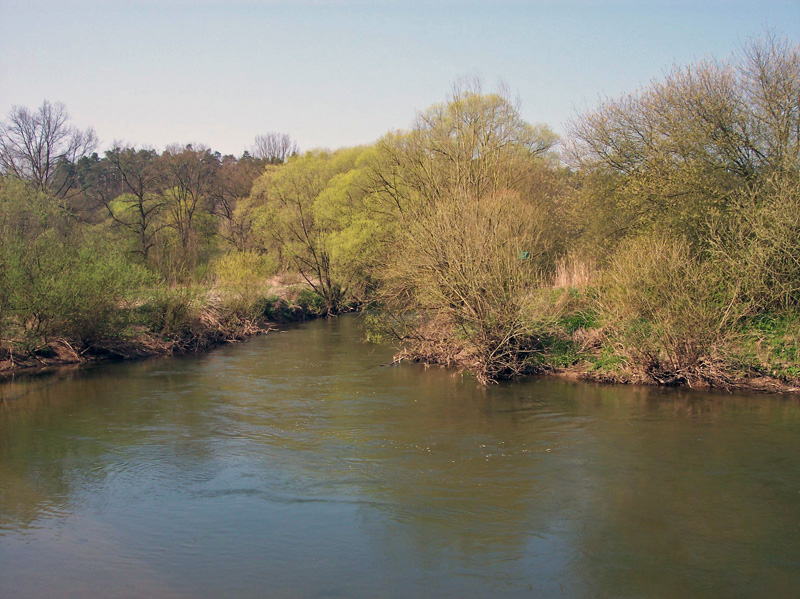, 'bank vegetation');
1,33,798,389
